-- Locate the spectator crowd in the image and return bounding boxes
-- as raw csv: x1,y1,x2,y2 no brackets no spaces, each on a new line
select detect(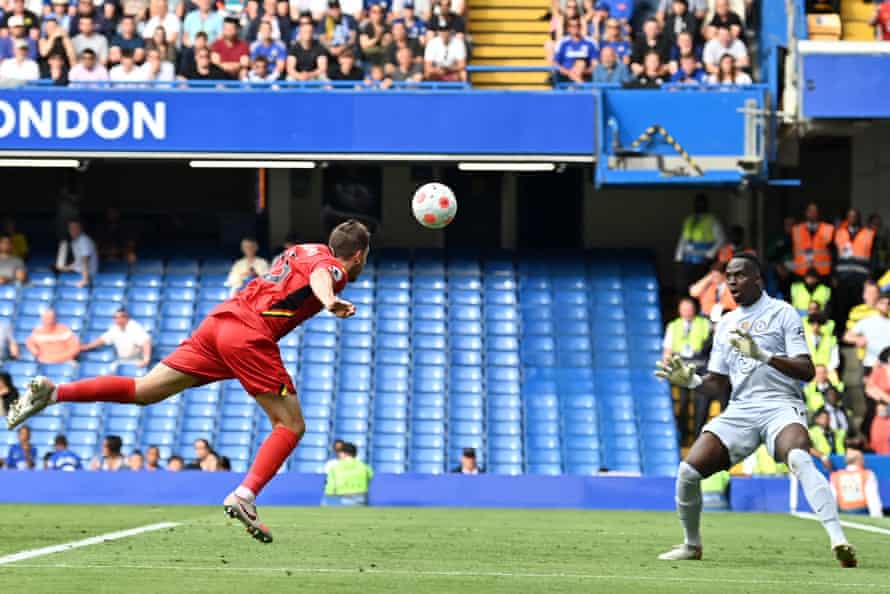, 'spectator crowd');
666,196,890,468
0,0,470,86
549,0,754,87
